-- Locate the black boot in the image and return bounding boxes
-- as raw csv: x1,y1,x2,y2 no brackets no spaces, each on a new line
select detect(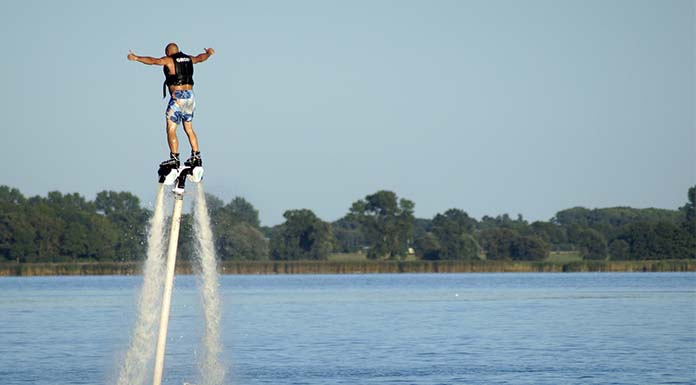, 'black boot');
185,151,202,168
160,153,180,168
